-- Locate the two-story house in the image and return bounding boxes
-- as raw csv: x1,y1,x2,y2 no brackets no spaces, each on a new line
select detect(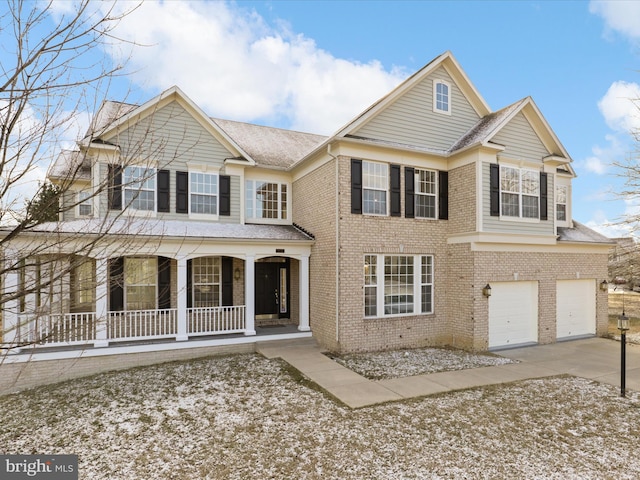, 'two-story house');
2,51,611,358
